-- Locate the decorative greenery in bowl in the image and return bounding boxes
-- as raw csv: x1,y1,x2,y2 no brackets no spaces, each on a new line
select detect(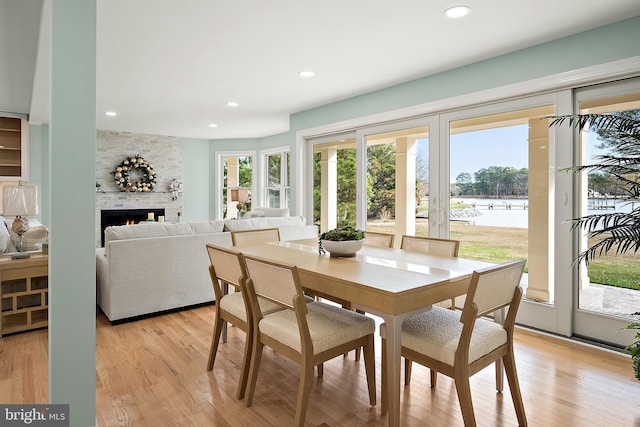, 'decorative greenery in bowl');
319,226,365,257
320,226,365,242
